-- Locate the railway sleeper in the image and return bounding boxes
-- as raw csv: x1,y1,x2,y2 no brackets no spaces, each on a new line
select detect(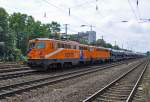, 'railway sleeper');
95,98,124,102
102,93,130,97
108,88,132,92
98,95,127,100
109,87,133,91
106,90,131,94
